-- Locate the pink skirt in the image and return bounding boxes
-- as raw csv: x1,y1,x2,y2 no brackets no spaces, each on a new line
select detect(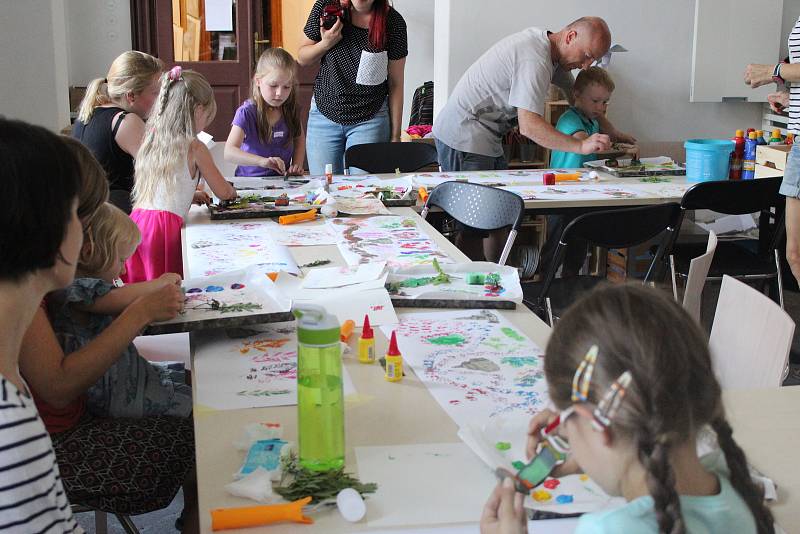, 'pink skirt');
123,209,184,283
